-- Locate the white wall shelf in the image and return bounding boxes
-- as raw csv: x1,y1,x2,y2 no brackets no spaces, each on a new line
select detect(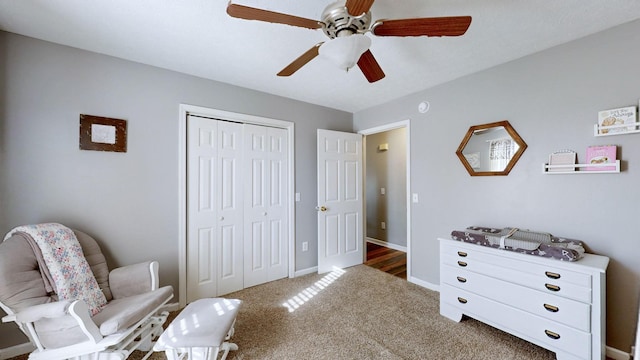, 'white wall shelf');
542,160,620,174
594,122,640,137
